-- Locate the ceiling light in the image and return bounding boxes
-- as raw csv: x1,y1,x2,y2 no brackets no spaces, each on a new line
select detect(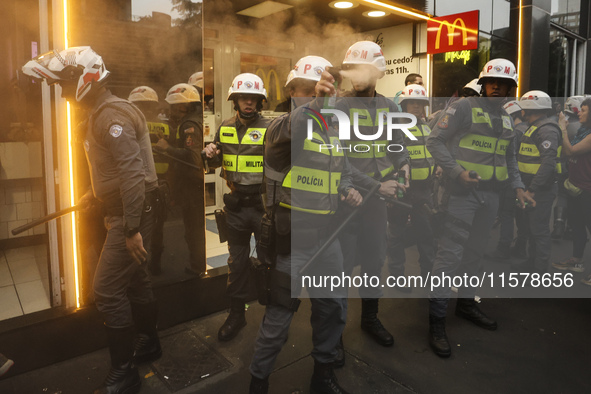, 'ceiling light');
363,10,389,17
237,1,293,18
329,1,359,9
